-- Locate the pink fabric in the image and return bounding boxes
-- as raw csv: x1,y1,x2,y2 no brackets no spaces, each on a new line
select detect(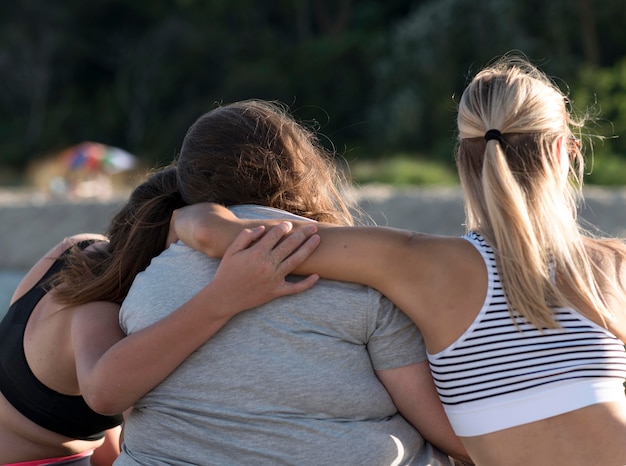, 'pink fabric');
3,450,93,466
